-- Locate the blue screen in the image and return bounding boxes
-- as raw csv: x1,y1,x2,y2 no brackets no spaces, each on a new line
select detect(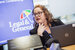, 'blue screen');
0,0,34,45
